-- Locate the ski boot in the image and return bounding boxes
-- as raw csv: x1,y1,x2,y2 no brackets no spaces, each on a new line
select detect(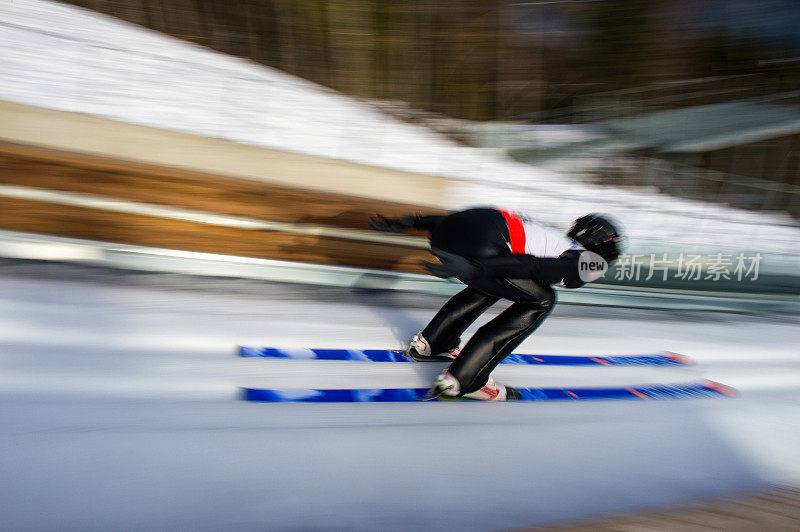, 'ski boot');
424,371,521,401
406,332,461,362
